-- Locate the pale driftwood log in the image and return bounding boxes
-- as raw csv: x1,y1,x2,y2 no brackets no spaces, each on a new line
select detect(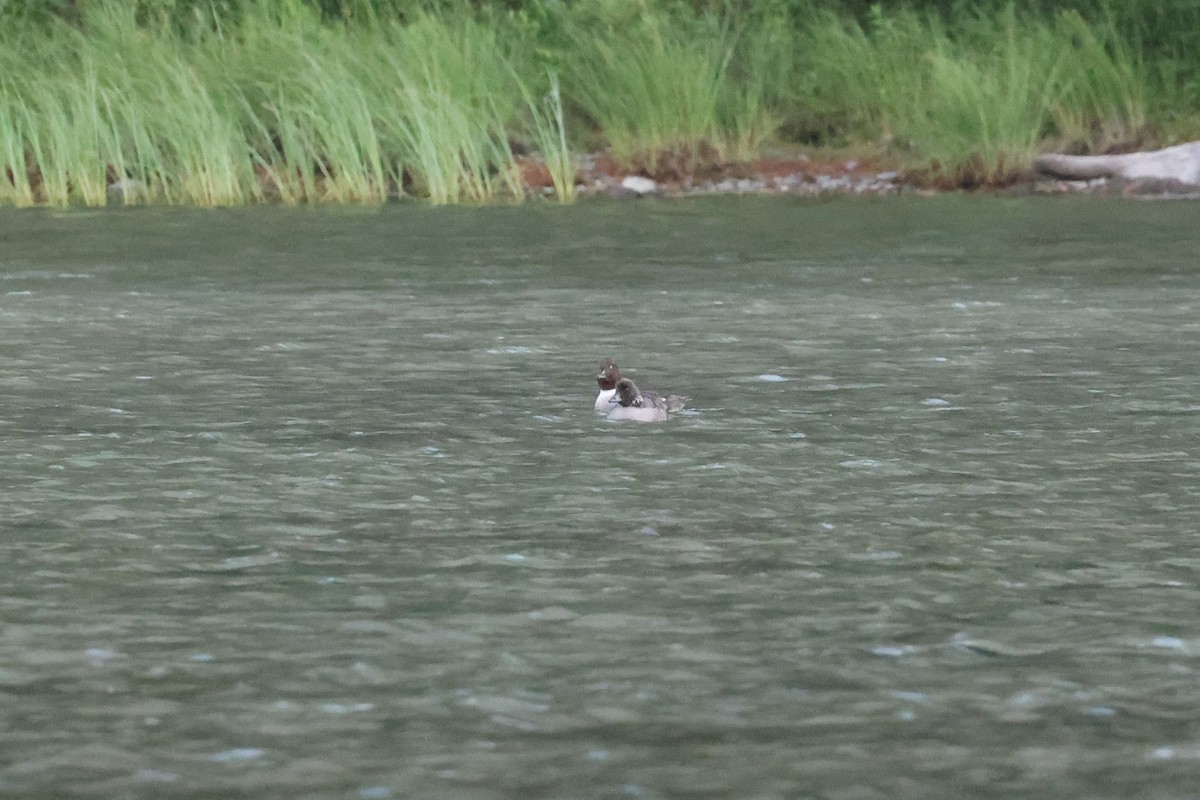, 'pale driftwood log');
1033,141,1200,185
